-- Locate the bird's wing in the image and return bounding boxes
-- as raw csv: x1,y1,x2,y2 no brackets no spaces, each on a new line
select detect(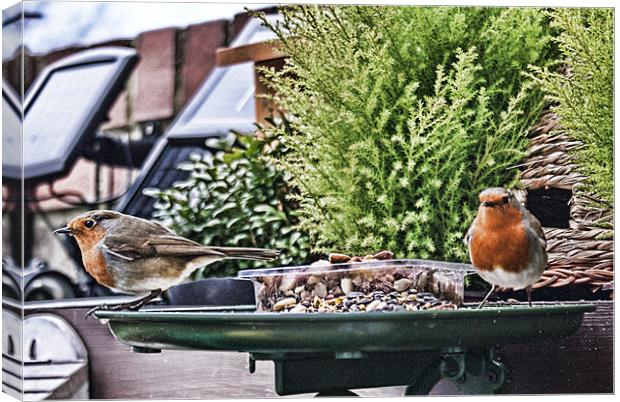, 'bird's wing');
147,235,228,258
102,234,227,261
523,209,547,249
463,220,476,247
101,235,152,261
